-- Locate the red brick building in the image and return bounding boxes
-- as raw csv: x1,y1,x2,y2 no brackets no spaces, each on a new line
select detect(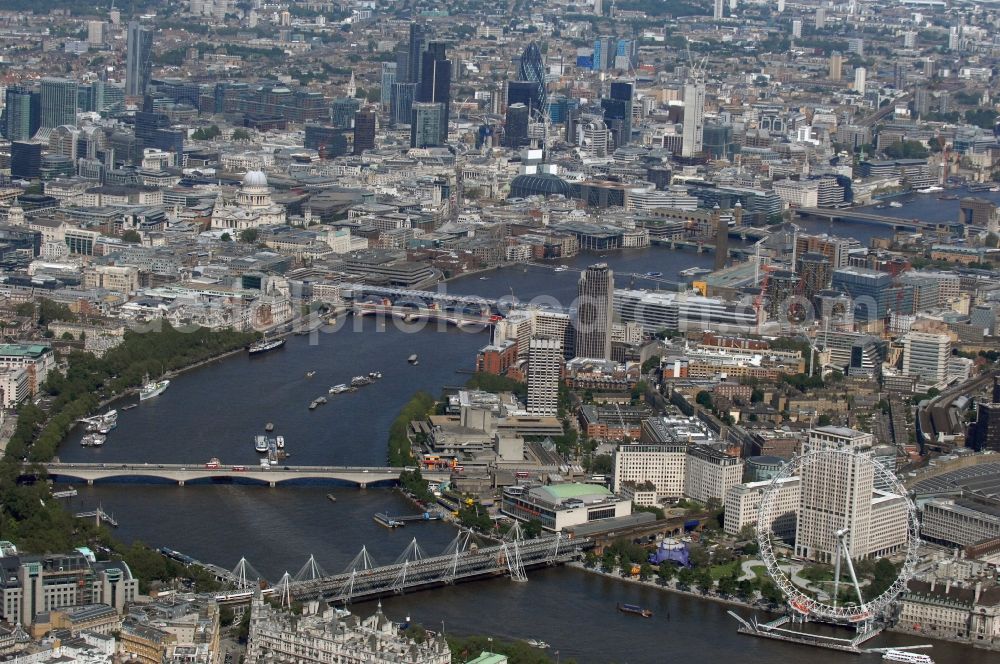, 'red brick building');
475,339,518,375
